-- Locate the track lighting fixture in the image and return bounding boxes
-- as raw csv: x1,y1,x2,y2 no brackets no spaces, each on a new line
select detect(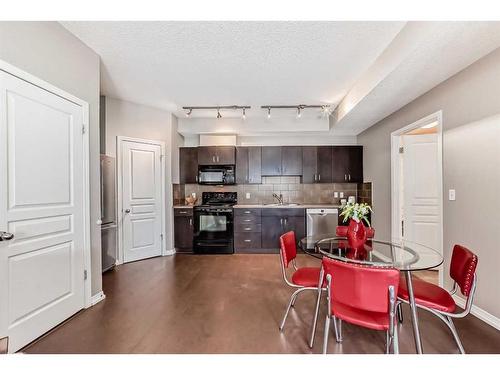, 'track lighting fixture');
261,104,332,118
242,108,246,120
182,105,251,119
